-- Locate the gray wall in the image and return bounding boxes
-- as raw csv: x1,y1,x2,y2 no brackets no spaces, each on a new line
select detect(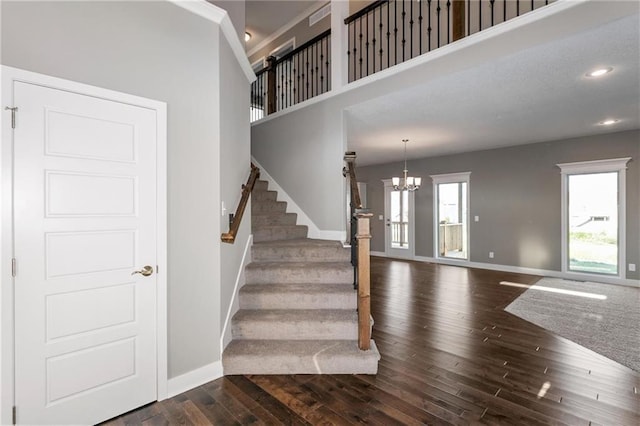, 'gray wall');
219,37,252,329
356,130,639,280
1,0,251,378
